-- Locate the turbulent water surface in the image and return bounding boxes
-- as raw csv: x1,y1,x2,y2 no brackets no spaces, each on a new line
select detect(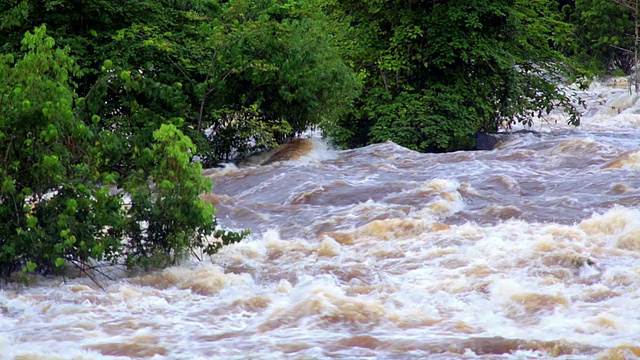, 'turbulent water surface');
3,81,640,359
